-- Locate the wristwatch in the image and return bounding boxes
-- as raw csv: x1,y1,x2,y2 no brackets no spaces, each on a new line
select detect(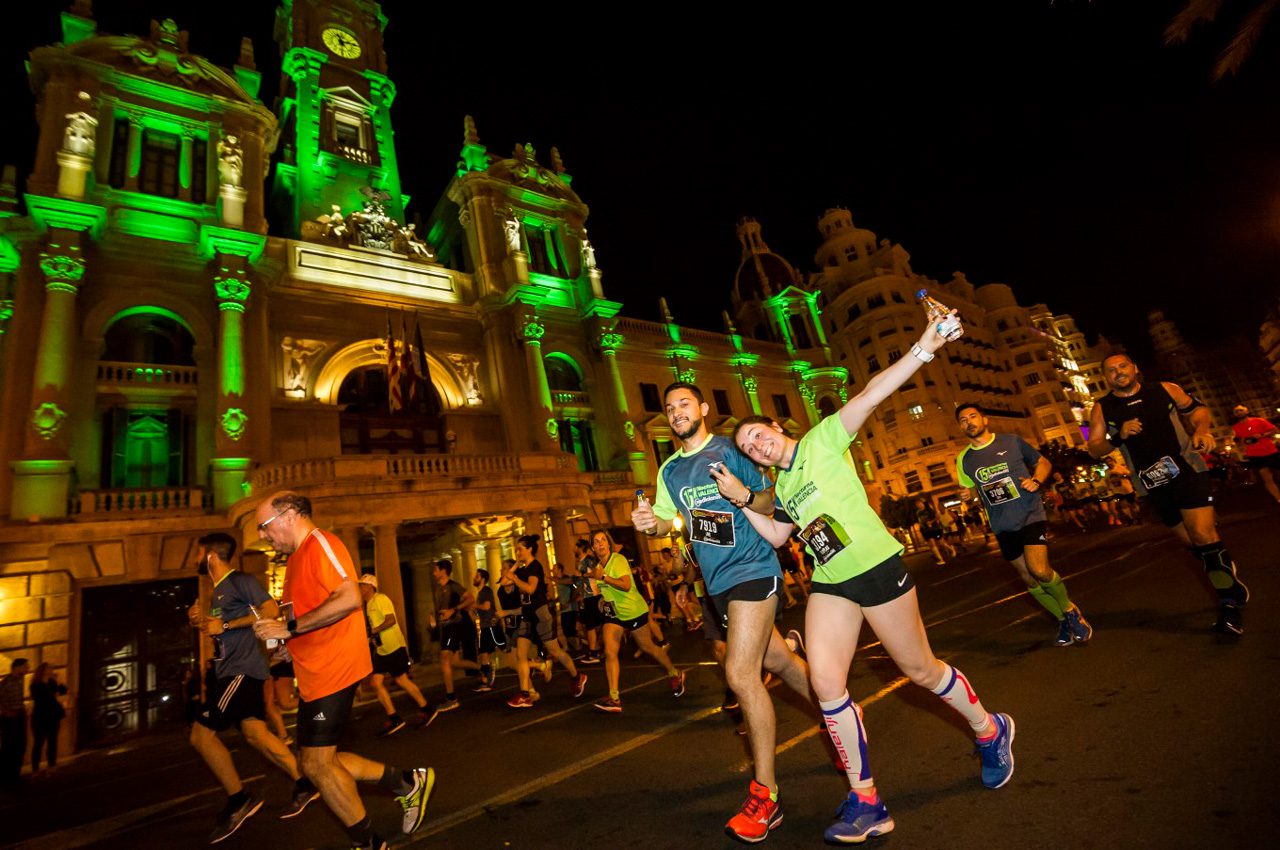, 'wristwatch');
735,489,756,507
286,617,298,638
910,343,934,363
